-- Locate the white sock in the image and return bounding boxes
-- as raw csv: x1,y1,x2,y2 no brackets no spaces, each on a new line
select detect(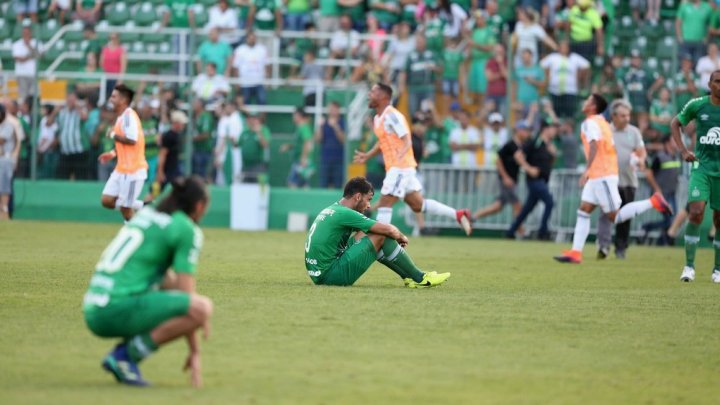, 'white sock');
571,210,591,252
614,200,653,224
131,200,144,210
422,199,456,219
376,207,393,224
